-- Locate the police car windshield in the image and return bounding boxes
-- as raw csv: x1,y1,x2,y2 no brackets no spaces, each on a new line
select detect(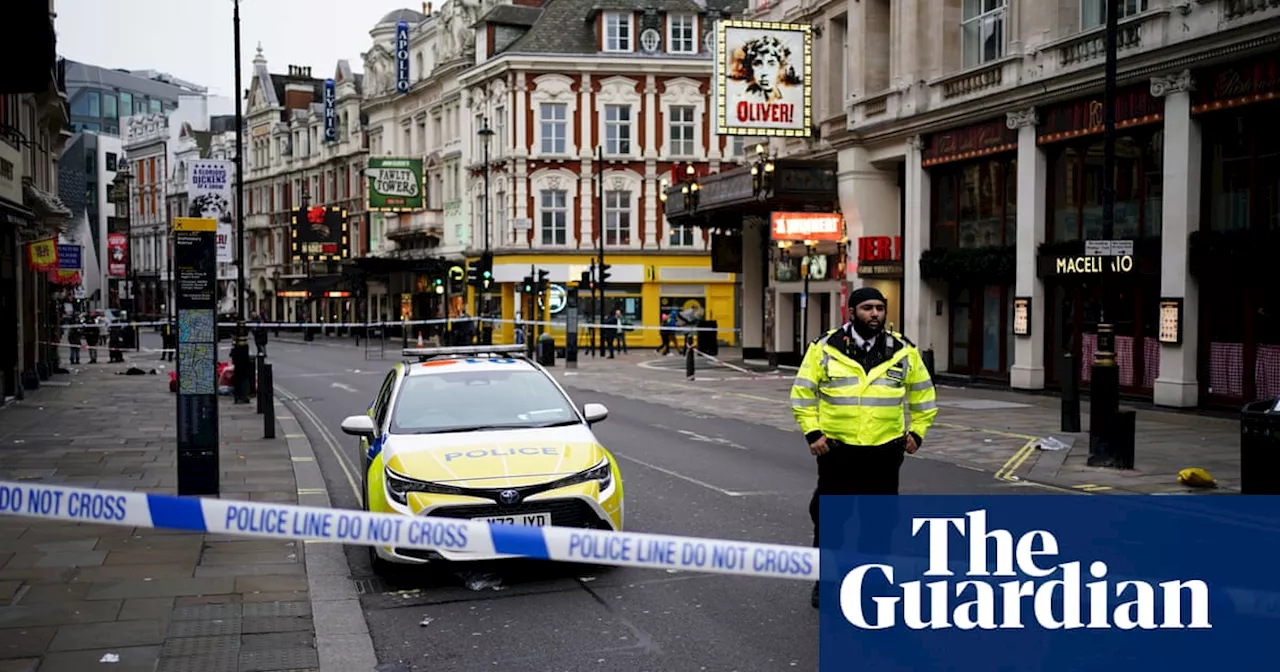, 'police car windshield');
389,369,579,434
